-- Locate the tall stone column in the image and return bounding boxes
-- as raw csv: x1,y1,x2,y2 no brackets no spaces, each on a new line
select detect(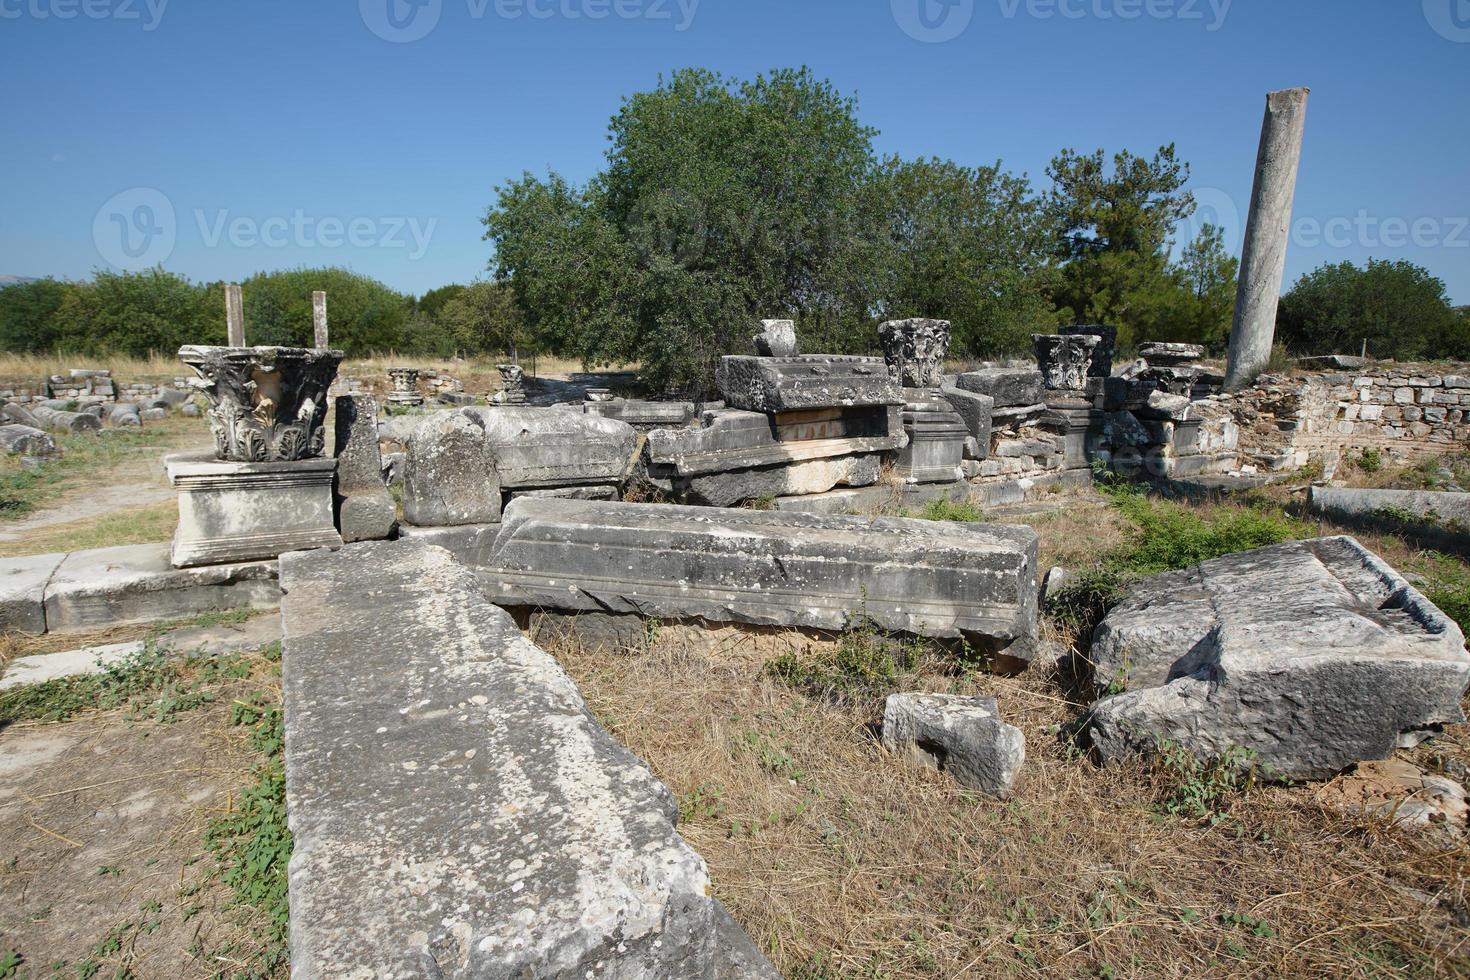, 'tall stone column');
225,284,245,347
312,291,329,348
1225,88,1310,389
